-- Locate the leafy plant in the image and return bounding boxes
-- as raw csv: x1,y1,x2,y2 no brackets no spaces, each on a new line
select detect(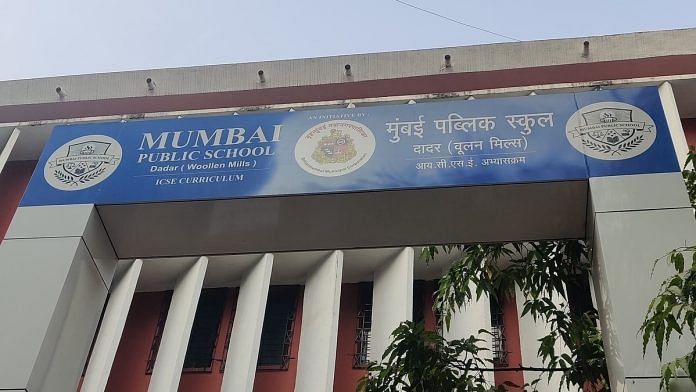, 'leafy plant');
359,241,609,391
640,248,696,391
357,321,505,392
639,146,696,391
